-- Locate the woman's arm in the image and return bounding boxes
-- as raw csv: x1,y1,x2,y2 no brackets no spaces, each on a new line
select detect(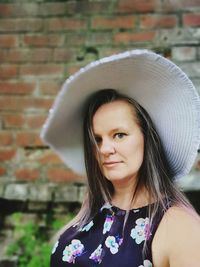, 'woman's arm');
152,206,200,267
